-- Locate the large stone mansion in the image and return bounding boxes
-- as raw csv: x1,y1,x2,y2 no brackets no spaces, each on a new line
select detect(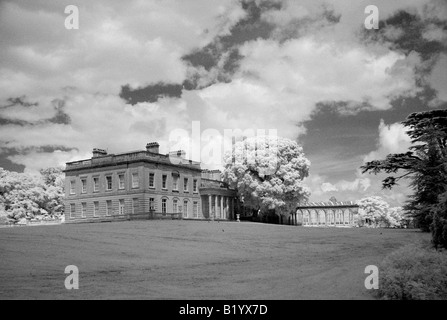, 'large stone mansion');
63,142,237,223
